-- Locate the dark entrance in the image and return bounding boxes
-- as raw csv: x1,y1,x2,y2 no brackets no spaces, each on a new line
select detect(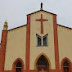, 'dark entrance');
63,61,70,72
37,55,49,72
16,61,22,72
